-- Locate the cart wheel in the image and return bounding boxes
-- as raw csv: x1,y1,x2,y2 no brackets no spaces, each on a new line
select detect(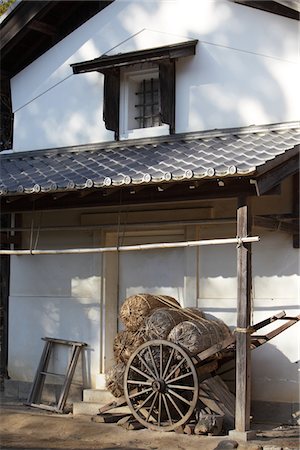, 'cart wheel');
124,339,198,431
